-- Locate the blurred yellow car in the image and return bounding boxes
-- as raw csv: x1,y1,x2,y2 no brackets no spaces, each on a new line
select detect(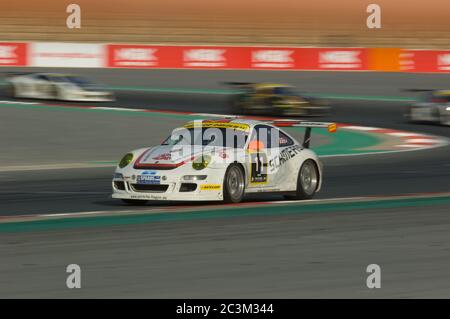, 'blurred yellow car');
226,82,330,117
